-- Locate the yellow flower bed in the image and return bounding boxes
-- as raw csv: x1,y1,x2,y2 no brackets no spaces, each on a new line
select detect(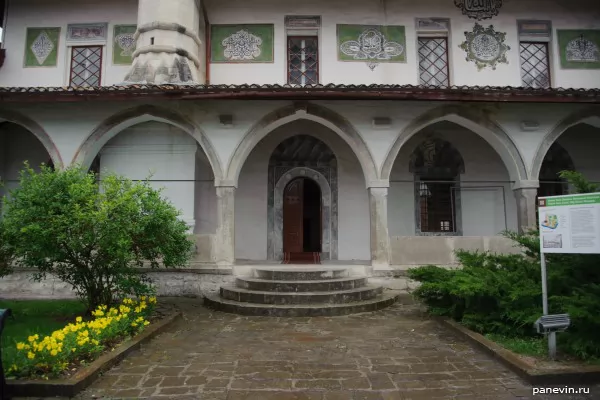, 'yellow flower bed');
7,296,157,379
